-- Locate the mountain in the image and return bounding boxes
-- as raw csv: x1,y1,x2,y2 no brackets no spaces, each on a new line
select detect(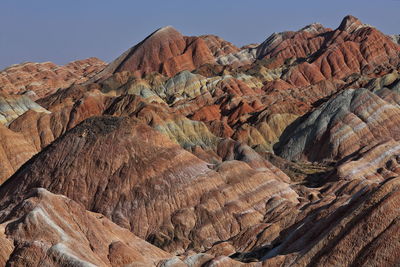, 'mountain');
0,15,399,266
0,58,106,99
0,115,298,254
91,26,239,80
